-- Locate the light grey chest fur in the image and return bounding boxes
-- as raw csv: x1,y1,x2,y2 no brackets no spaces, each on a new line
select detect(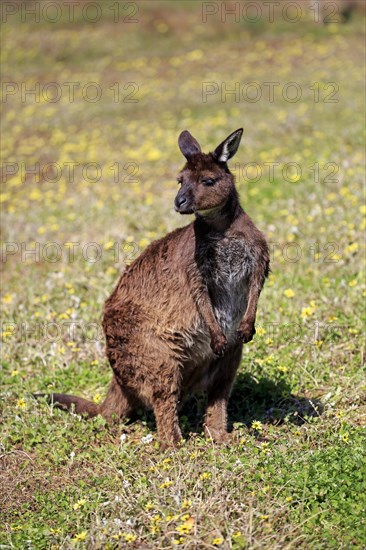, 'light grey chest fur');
204,236,254,341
